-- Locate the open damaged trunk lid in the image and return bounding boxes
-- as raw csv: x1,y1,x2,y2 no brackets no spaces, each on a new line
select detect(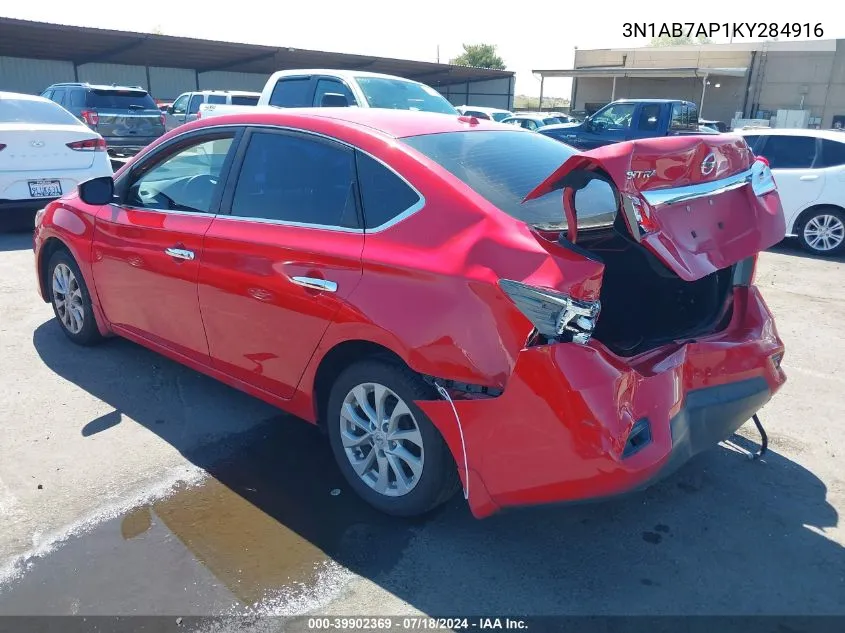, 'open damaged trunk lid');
524,135,786,281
